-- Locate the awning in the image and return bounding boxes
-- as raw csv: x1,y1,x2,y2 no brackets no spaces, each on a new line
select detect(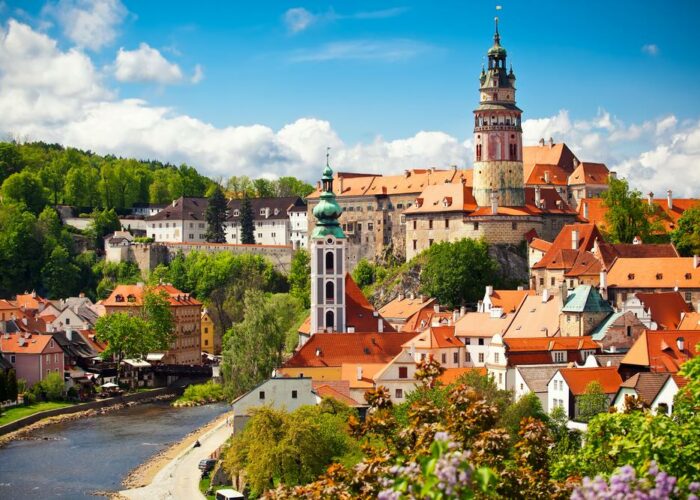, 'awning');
146,353,165,361
122,358,151,368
